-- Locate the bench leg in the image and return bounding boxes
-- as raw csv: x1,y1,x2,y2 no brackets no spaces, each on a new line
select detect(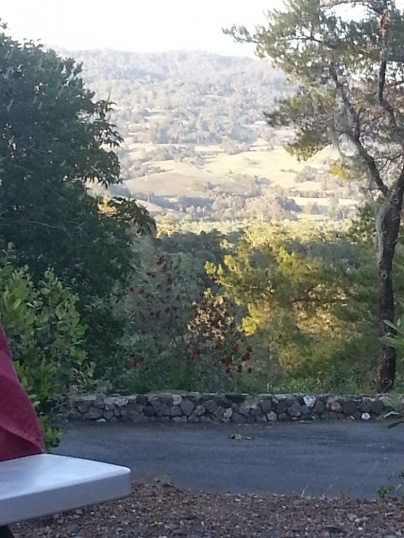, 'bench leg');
0,527,15,538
